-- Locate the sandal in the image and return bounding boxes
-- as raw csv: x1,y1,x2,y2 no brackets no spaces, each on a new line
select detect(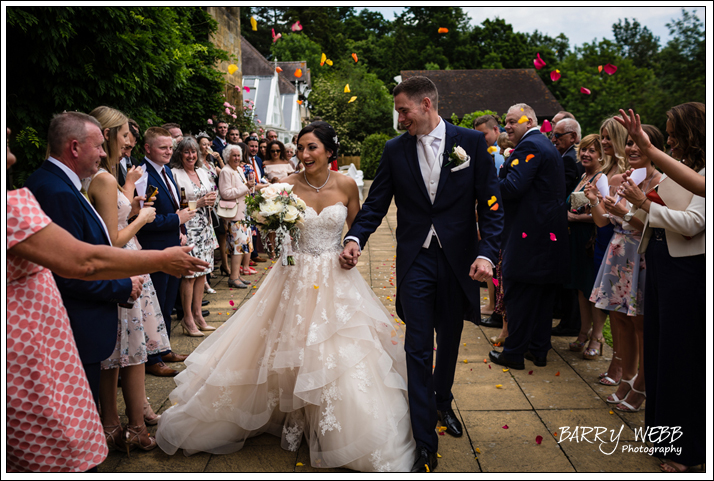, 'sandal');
124,423,157,454
607,375,637,403
104,424,128,453
204,283,217,294
240,266,257,275
583,337,604,359
143,398,160,426
569,334,589,352
615,387,646,412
